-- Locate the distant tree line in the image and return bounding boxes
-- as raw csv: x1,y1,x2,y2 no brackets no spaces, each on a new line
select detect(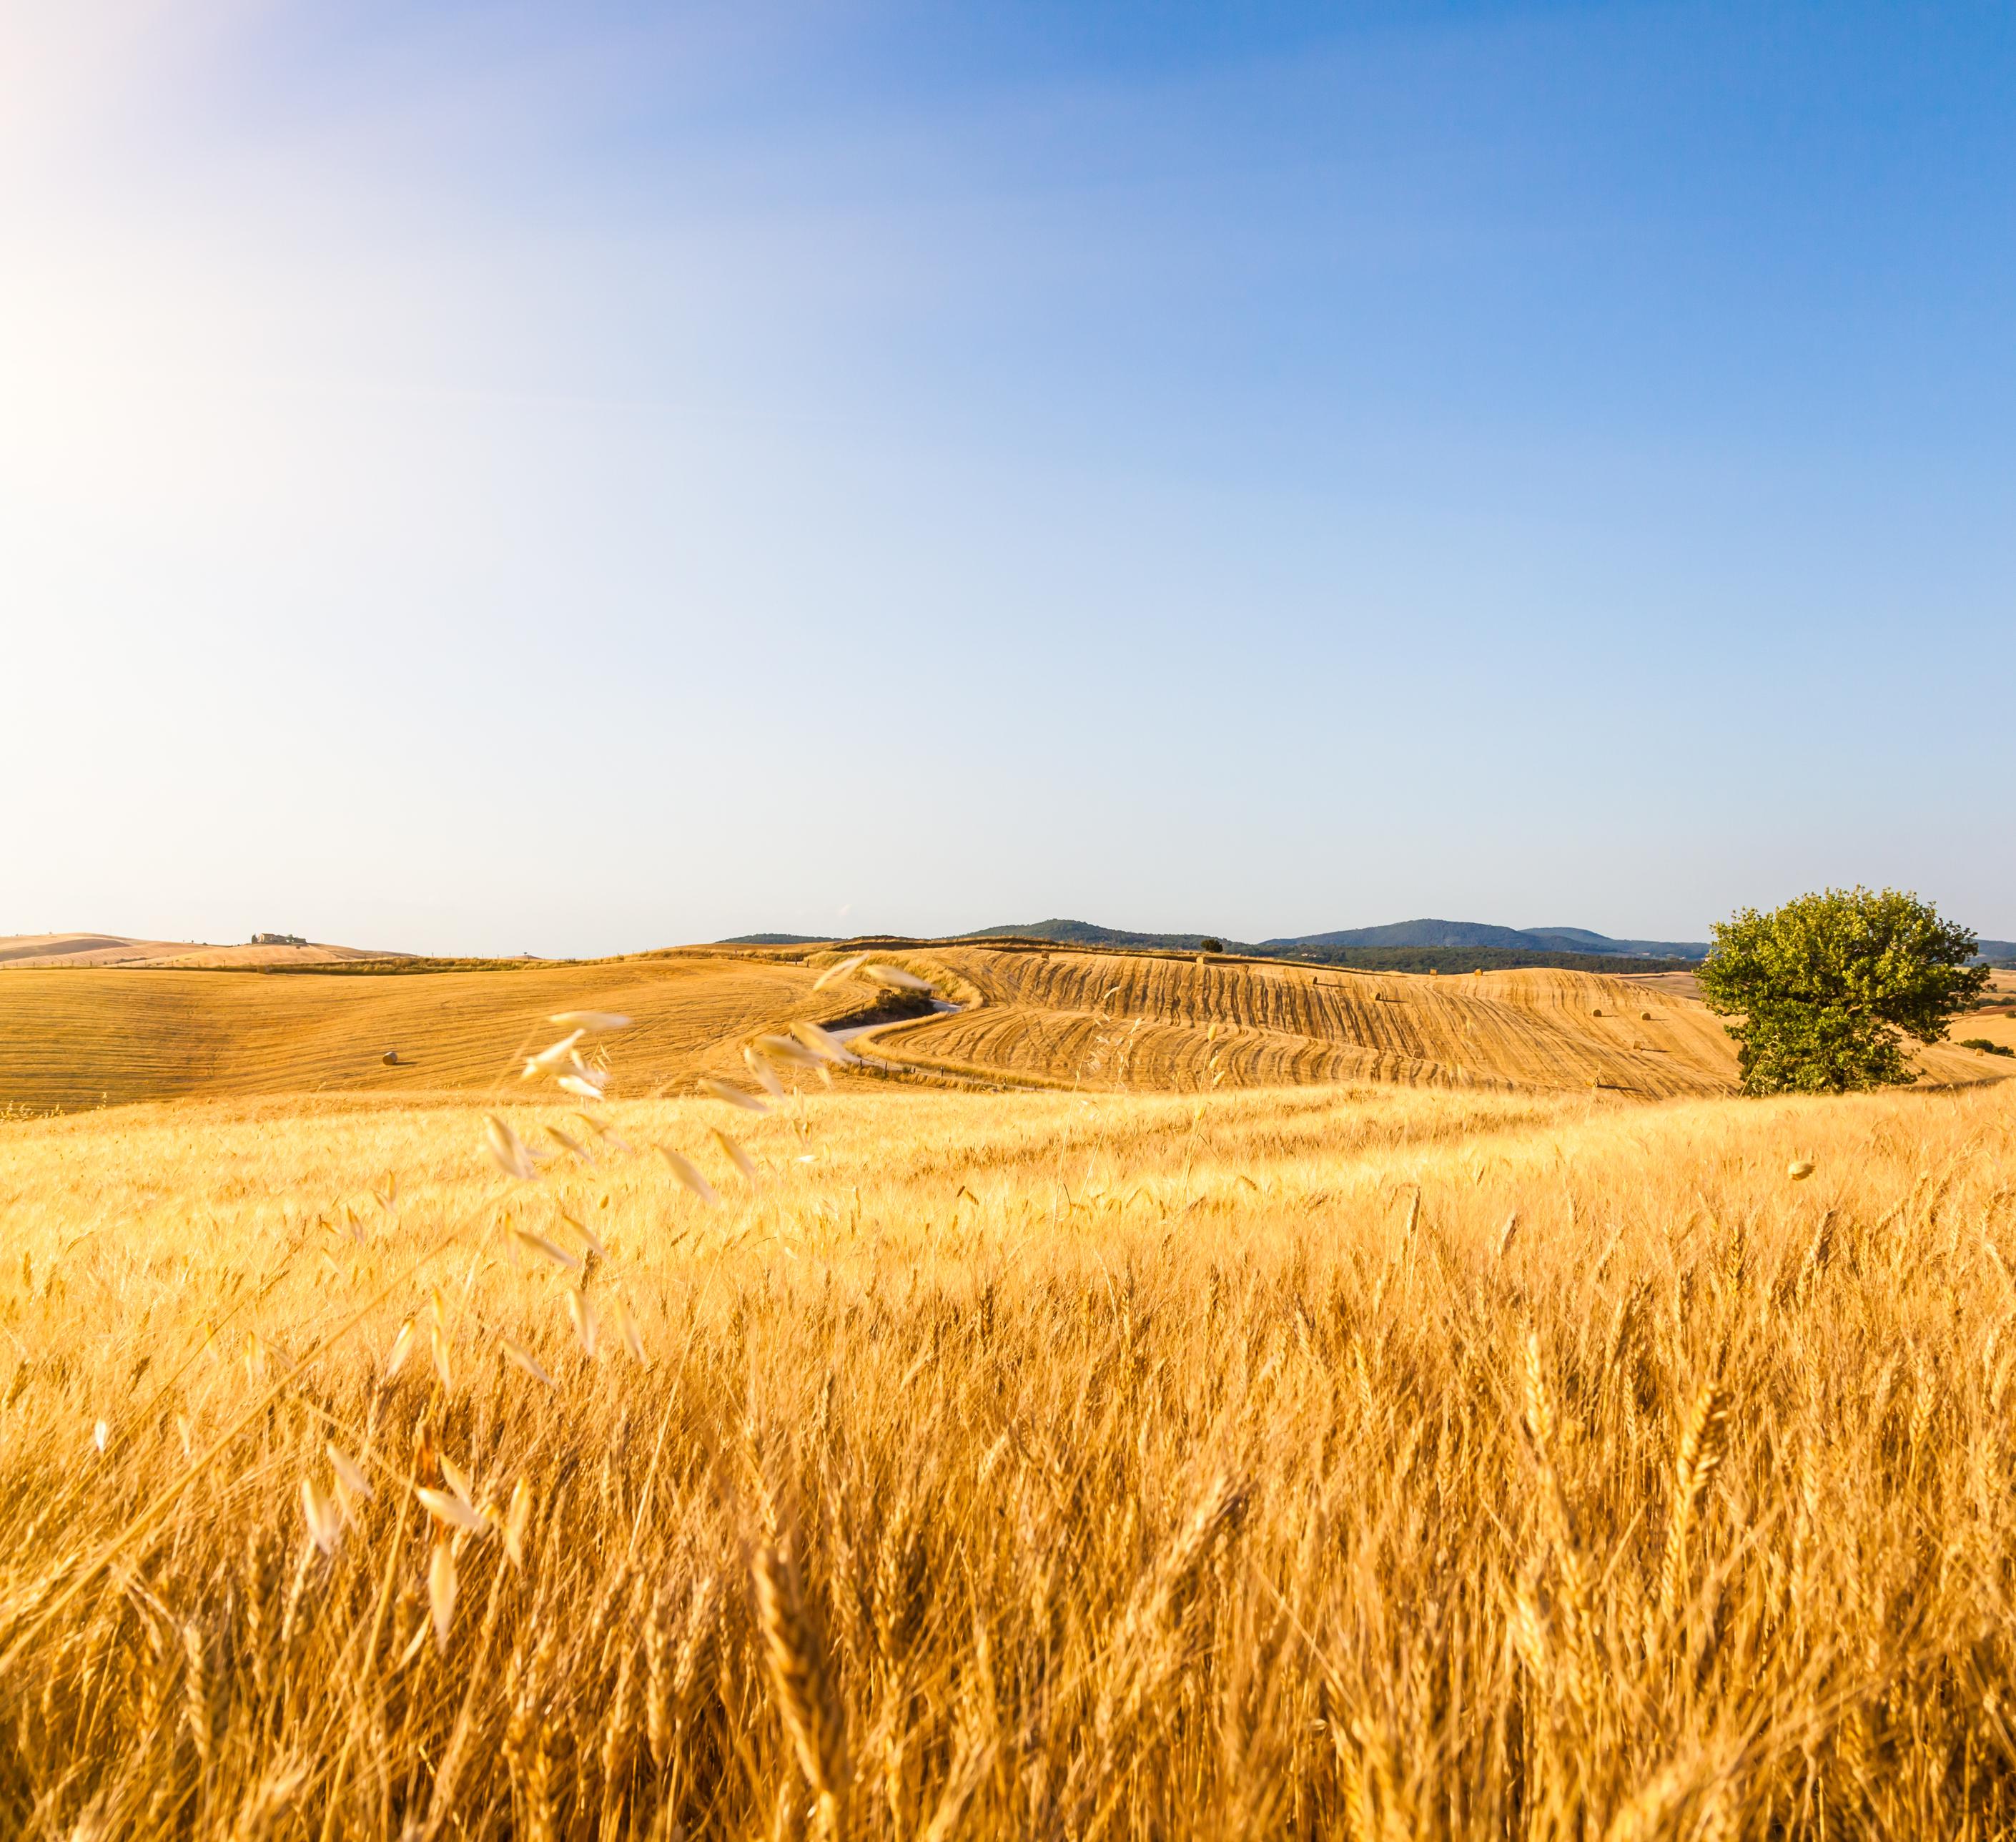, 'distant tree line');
1268,945,1693,975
